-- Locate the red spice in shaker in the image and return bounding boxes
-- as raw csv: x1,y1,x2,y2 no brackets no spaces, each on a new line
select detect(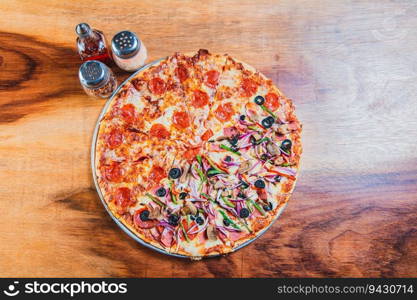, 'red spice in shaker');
75,23,112,64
